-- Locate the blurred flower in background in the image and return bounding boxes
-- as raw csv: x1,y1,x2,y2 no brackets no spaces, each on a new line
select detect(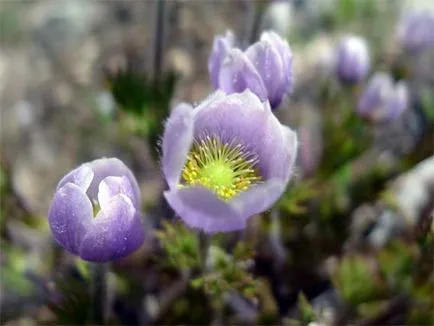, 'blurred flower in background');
162,90,298,233
357,72,409,124
48,158,145,262
335,35,370,84
397,11,434,53
209,30,293,110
